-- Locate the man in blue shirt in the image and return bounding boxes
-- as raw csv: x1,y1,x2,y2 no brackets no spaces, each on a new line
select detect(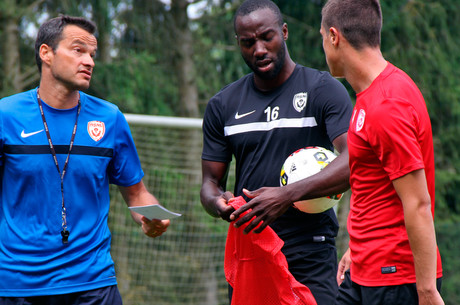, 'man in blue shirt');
0,15,170,304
